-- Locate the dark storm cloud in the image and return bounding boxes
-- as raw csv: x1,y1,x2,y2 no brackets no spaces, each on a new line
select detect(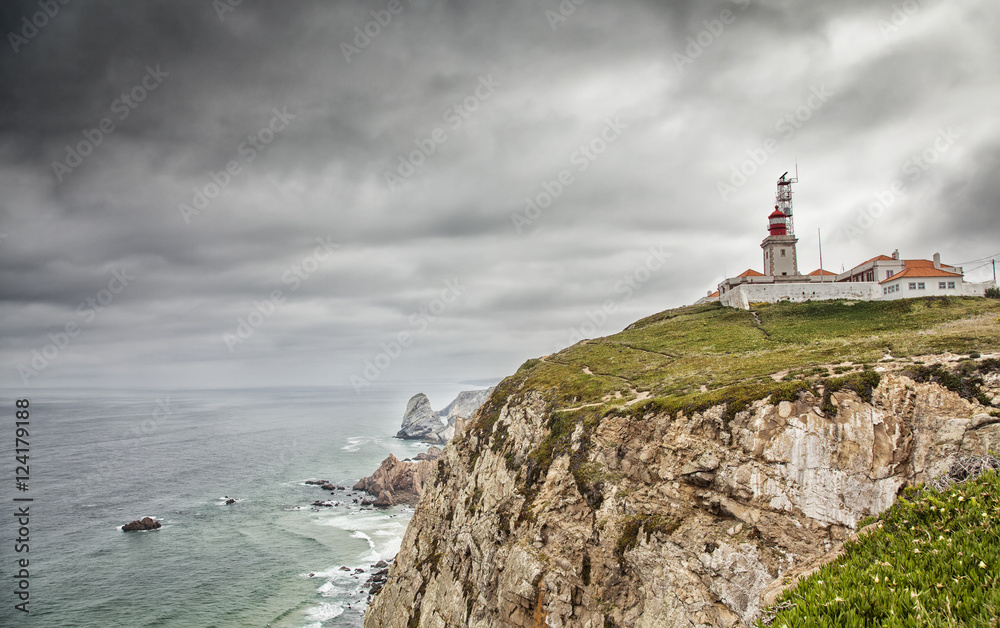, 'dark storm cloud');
1,0,998,389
